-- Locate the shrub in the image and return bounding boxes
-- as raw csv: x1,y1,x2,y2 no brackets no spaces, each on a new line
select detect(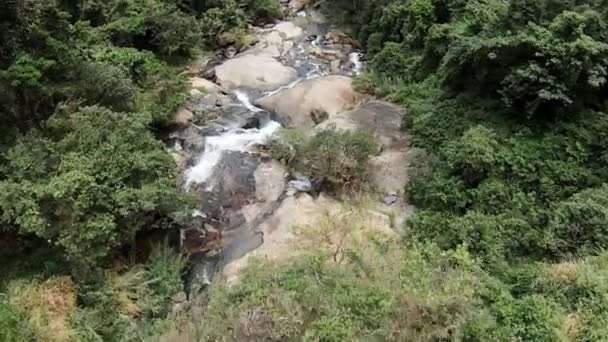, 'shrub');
268,128,378,192
0,295,37,342
73,246,186,340
550,184,608,255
